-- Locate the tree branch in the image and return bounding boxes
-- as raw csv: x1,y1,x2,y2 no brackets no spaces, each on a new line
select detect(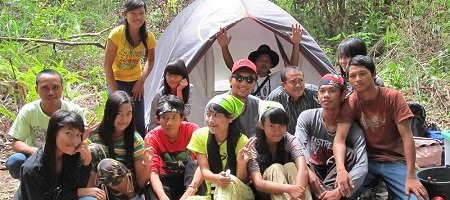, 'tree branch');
0,37,105,49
